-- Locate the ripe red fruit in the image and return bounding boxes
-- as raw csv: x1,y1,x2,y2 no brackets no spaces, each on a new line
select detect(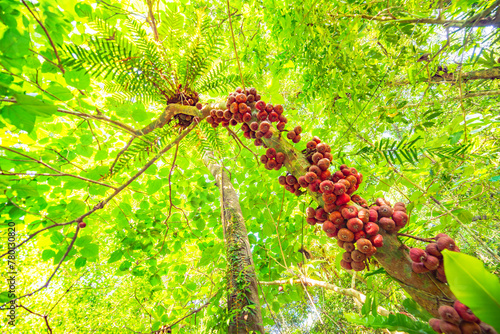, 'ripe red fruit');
274,152,285,164
357,209,369,223
278,176,287,186
286,175,297,185
292,135,301,143
364,222,379,236
294,126,302,135
324,203,337,213
268,111,279,122
278,115,287,123
243,131,251,139
335,193,351,206
241,123,250,132
257,111,268,121
437,236,456,251
230,119,238,126
304,172,317,183
287,131,296,140
340,260,352,270
378,205,394,218
260,155,268,164
329,211,344,225
342,251,353,262
315,143,326,154
276,122,286,131
319,180,334,194
370,234,383,247
351,261,366,271
313,136,321,144
423,255,440,270
438,305,461,326
425,243,442,258
351,250,366,262
460,322,481,334
306,218,317,225
317,158,330,171
392,211,408,227
259,121,271,133
347,218,364,232
338,228,355,242
78,221,86,228
312,152,323,164
343,242,355,252
306,141,317,150
356,238,373,254
284,184,294,192
255,100,266,111
315,208,328,221
341,168,352,177
306,208,316,219
308,179,321,192
238,103,248,113
267,159,277,169
322,221,337,233
354,230,365,240
346,175,357,187
264,103,274,112
223,110,232,119
323,193,336,205
242,113,252,122
429,318,442,333
333,182,347,195
324,152,333,162
320,170,331,181
230,102,239,113
454,300,480,323
309,165,322,176
409,248,427,263
273,104,284,114
266,148,277,159
254,138,263,146
341,206,358,219
264,131,272,139
412,262,430,273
